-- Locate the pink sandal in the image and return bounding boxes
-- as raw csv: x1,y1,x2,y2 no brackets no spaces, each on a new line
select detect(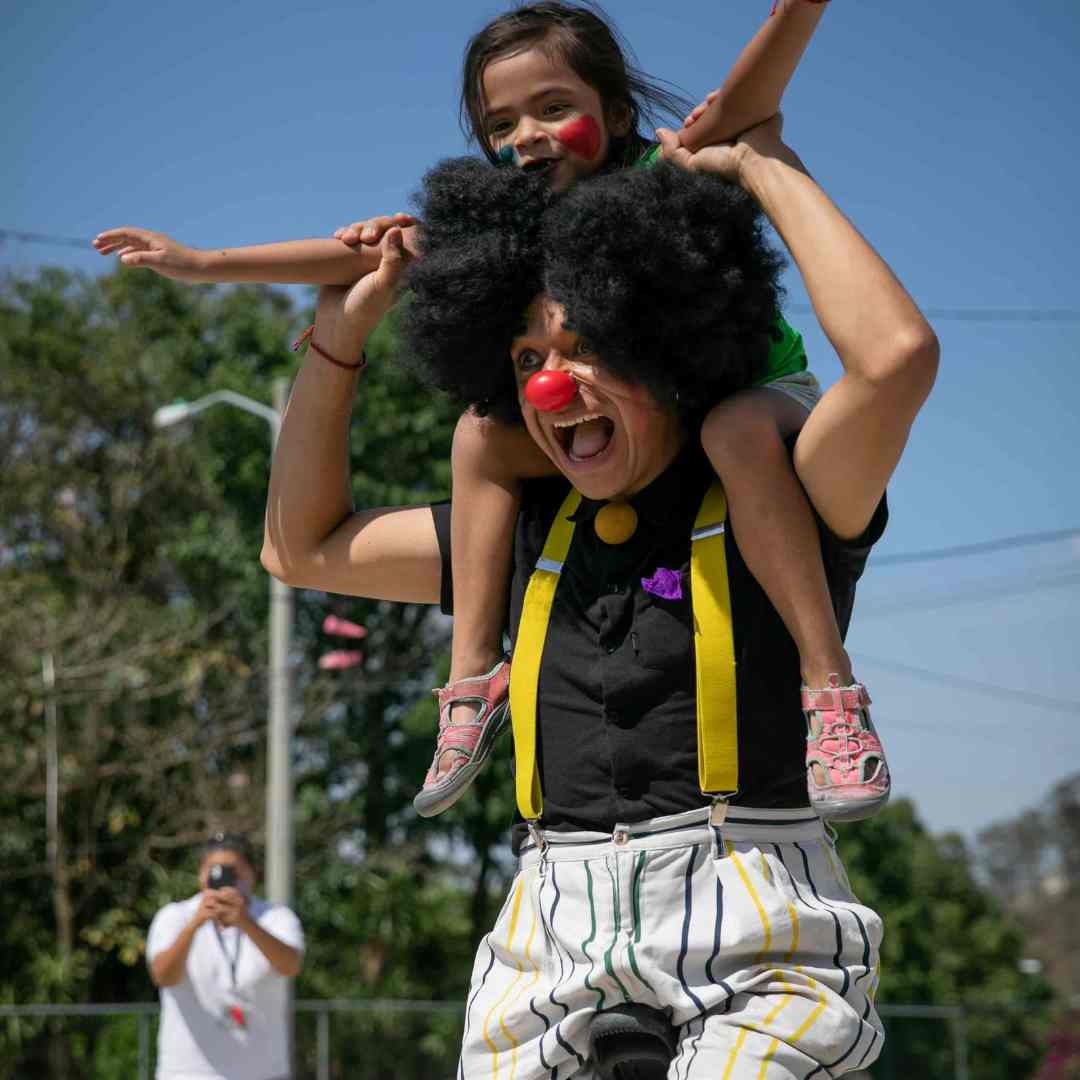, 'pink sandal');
803,675,891,821
413,658,512,818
